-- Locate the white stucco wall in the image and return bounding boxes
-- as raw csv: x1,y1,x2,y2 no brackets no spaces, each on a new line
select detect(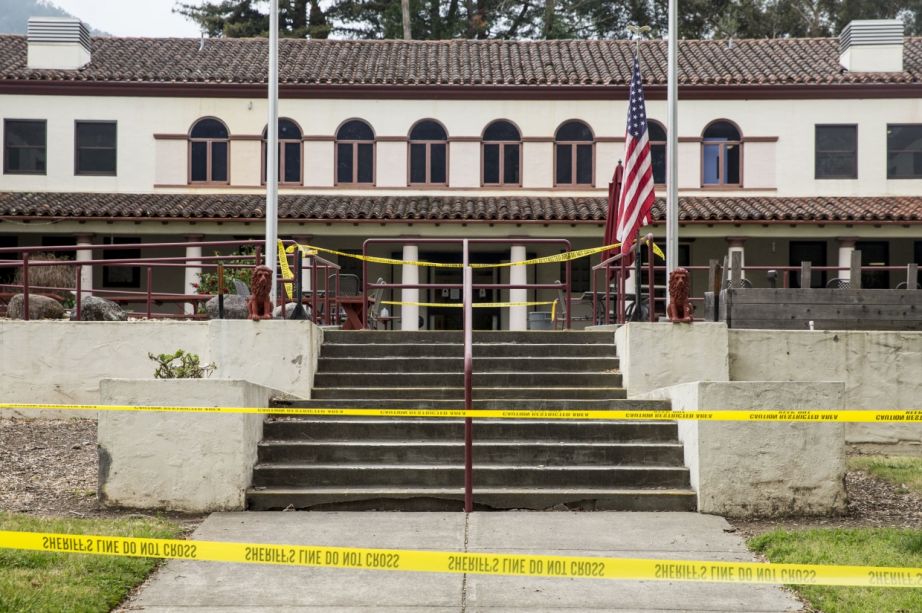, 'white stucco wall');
98,378,270,511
